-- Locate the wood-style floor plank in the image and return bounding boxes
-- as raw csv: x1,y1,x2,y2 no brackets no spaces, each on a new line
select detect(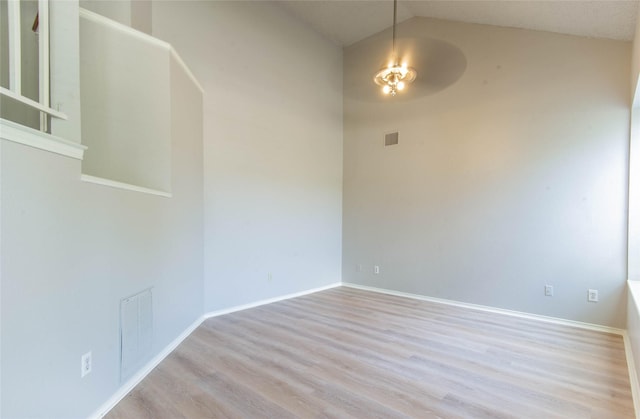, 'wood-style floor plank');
107,287,635,418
